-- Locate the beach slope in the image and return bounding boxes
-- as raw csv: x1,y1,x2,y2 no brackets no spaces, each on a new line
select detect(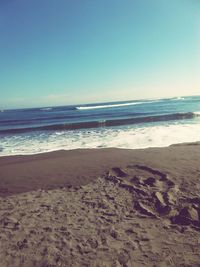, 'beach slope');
0,144,200,266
